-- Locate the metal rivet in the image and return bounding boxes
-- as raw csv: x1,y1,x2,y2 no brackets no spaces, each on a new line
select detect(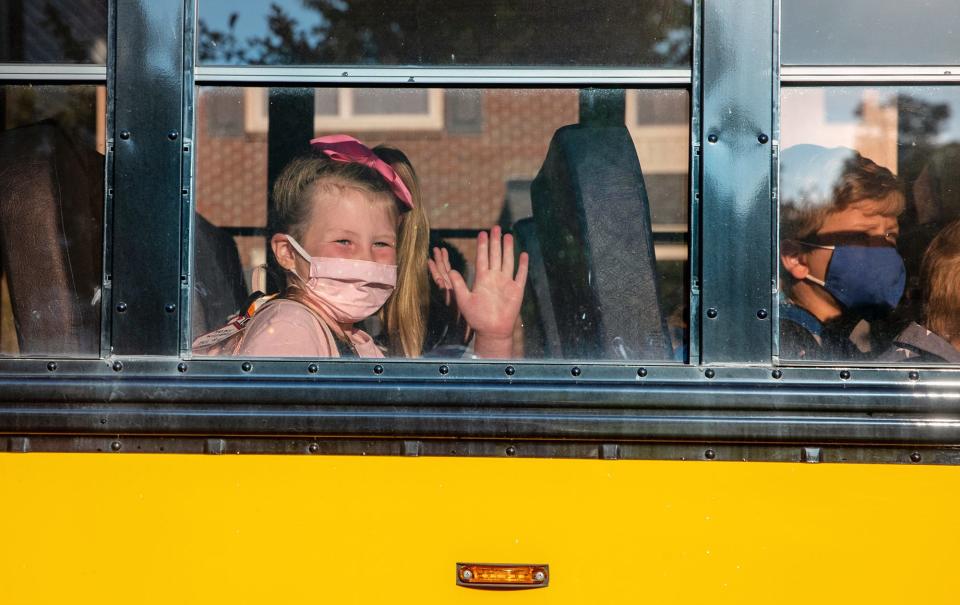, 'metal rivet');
505,445,517,456
461,570,474,581
112,360,123,372
241,362,252,372
758,133,769,144
704,448,716,460
706,307,718,319
164,303,176,313
110,441,122,452
177,362,188,373
100,417,107,424
772,369,782,379
439,364,449,375
504,365,515,376
756,308,768,320
571,366,582,377
167,130,178,141
341,71,348,76
910,451,922,463
707,133,719,143
116,302,127,313
840,370,851,380
534,571,546,582
705,369,716,379
637,367,648,377
308,363,319,374
308,443,320,454
119,130,130,140
181,188,188,195
908,371,920,381
373,364,384,375
47,361,57,372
